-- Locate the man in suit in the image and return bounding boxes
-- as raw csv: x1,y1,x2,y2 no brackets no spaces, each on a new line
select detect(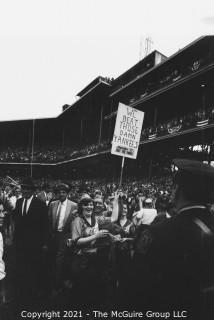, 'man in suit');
13,177,48,305
48,183,77,293
37,183,53,206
